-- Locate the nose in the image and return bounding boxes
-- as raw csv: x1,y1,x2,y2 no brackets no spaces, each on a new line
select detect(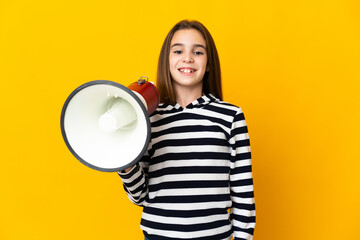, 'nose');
182,52,194,63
